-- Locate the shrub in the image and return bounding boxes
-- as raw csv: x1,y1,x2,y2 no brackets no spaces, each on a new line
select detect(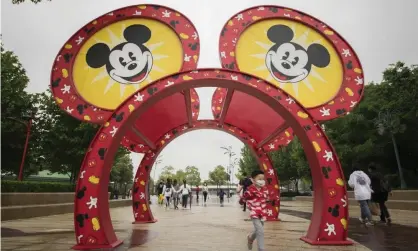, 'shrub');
1,180,75,193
